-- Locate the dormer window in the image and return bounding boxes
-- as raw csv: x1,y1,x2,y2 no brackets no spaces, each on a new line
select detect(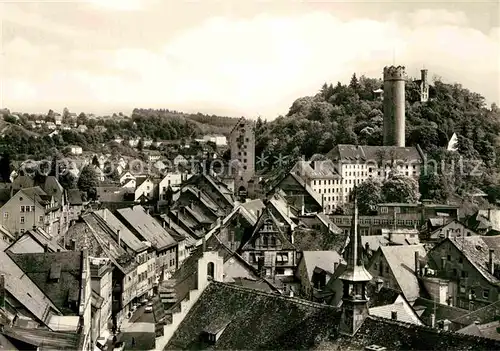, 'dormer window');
49,263,62,282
